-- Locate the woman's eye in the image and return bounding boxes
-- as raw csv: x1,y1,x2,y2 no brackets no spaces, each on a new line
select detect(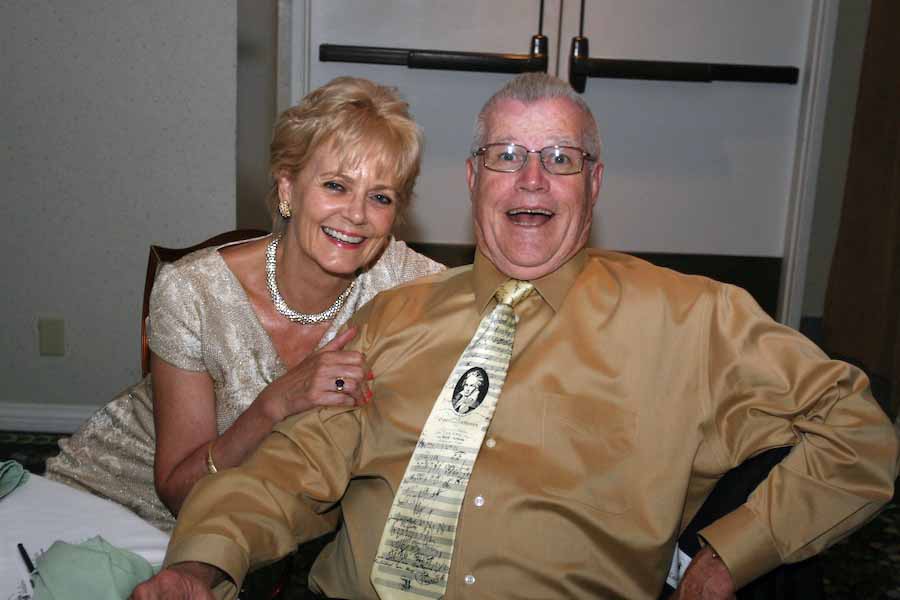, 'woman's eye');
324,181,346,192
371,193,394,205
